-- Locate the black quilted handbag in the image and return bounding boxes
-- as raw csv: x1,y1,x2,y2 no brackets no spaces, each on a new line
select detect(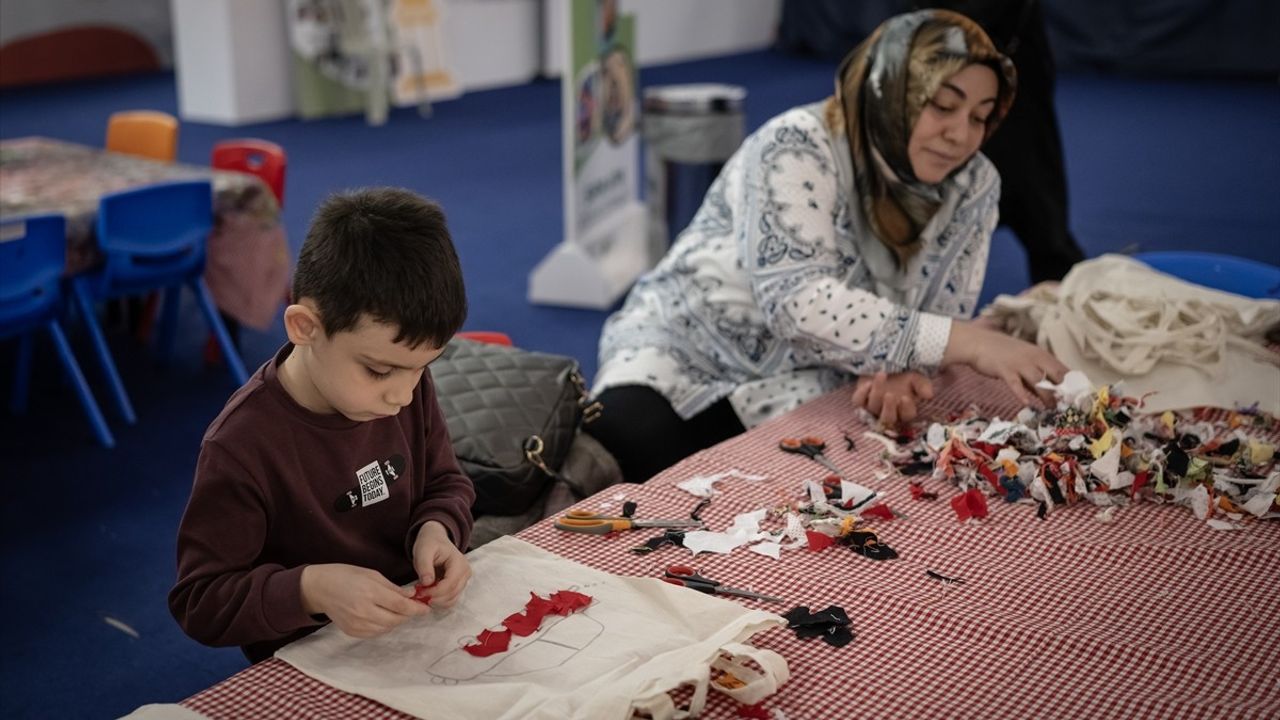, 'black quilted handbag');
431,338,602,516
